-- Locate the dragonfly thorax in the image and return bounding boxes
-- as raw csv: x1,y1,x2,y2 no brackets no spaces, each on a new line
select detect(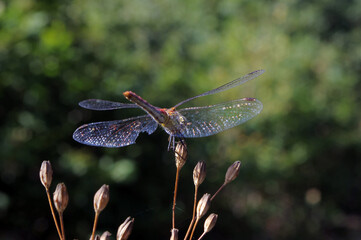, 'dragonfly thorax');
160,108,188,137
